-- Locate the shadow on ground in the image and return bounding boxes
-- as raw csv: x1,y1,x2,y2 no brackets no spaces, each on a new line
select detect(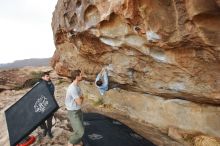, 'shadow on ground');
82,113,156,146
